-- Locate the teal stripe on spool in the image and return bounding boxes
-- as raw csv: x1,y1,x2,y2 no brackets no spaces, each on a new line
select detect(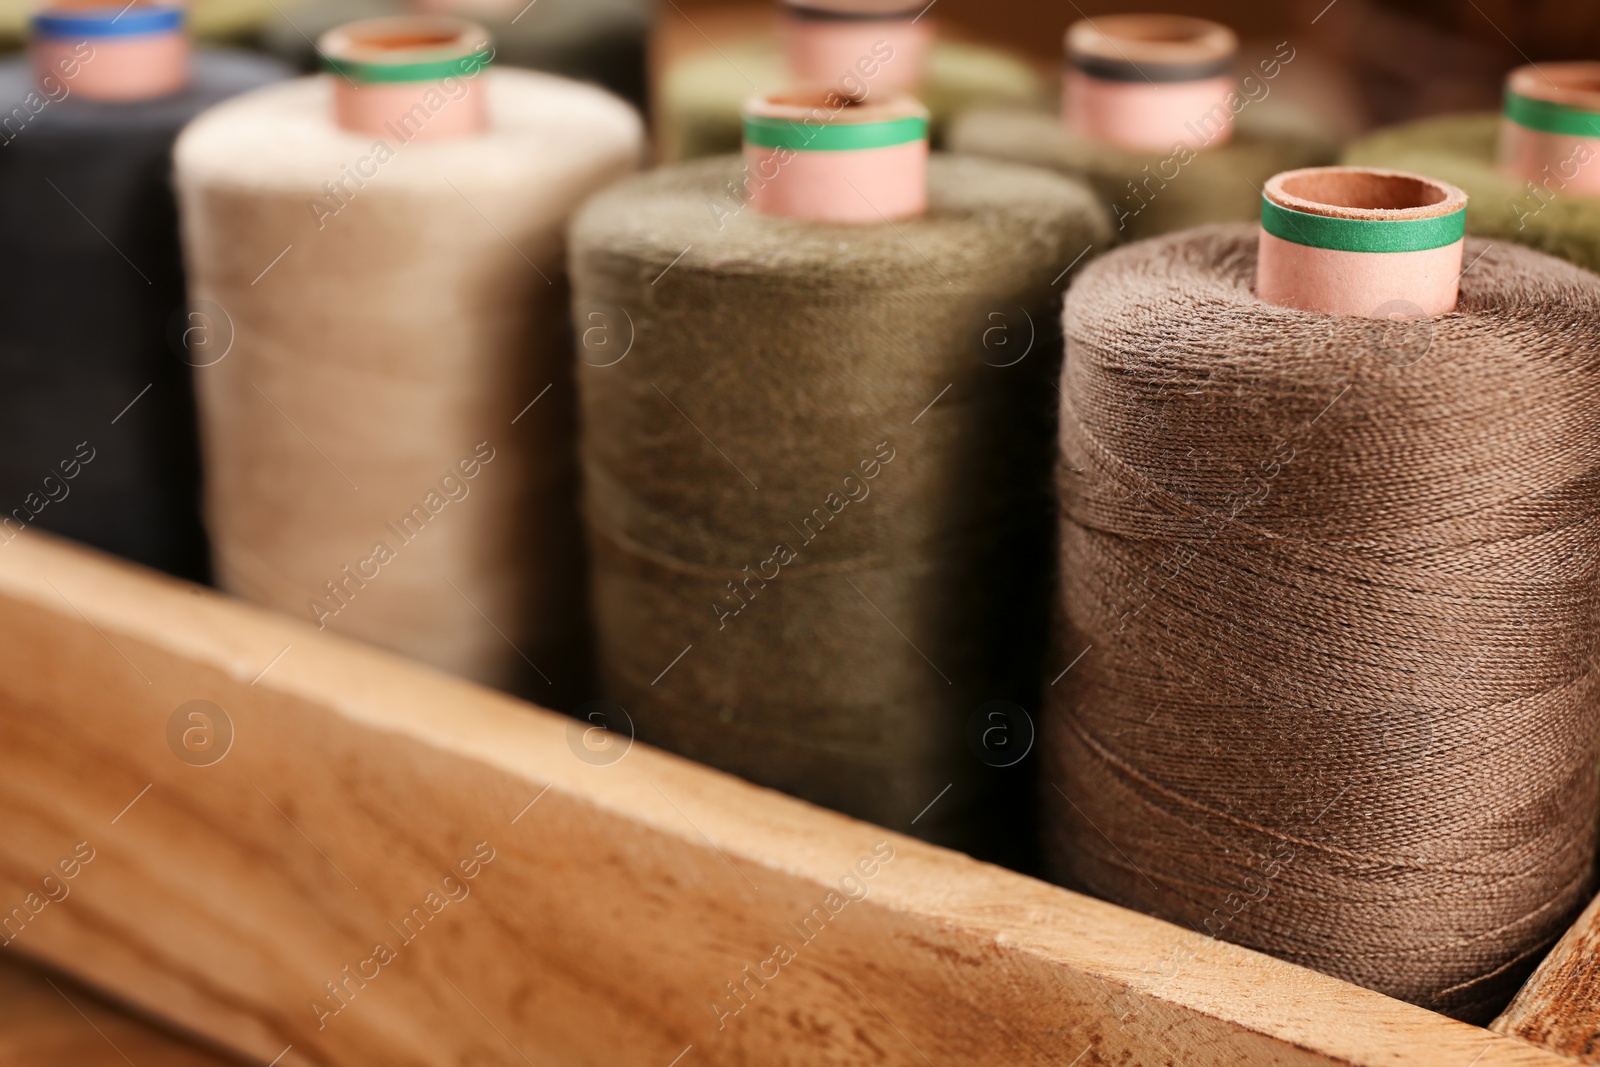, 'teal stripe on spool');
743,114,928,152
1260,197,1466,253
1504,90,1600,139
322,48,492,84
